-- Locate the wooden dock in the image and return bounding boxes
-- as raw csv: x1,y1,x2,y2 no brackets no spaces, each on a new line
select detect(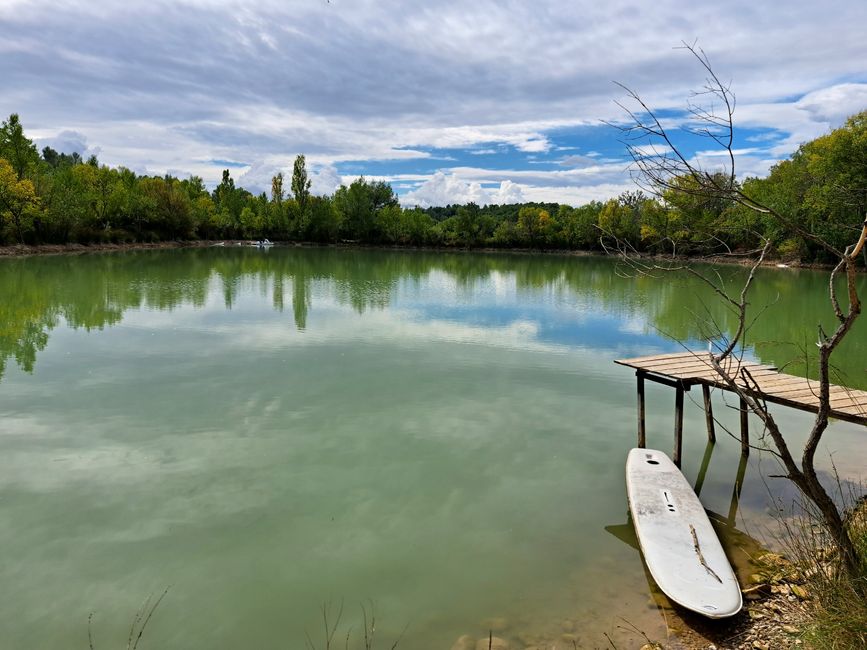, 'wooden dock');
615,351,867,465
